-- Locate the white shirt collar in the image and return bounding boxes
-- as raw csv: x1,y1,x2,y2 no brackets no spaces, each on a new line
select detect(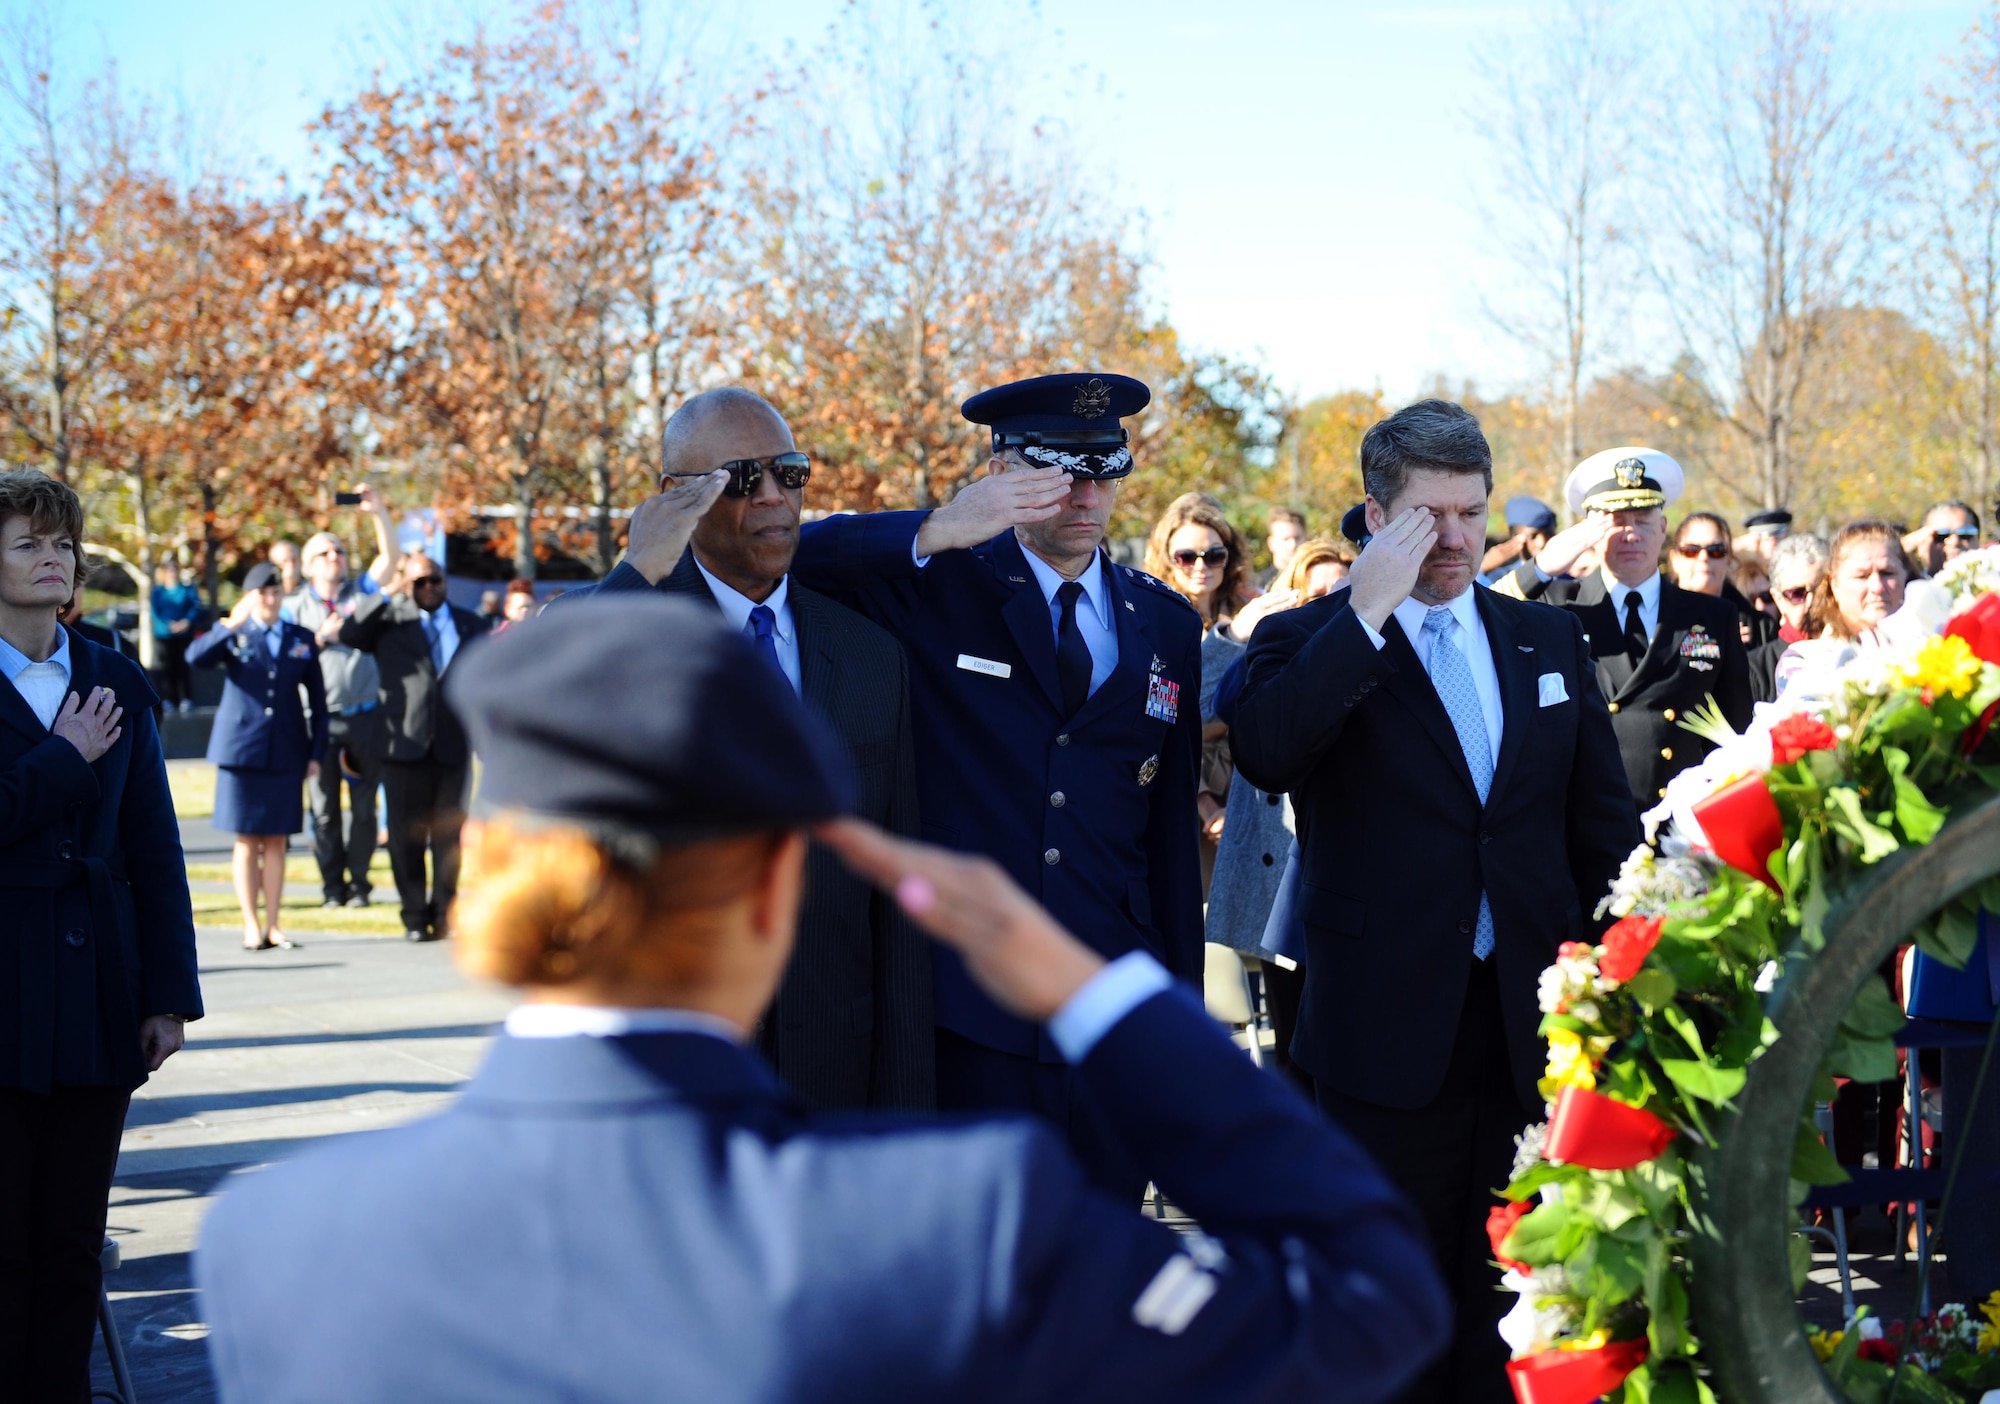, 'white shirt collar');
504,1004,745,1042
1019,544,1112,628
1601,568,1661,611
1391,585,1483,645
693,556,793,642
0,626,71,684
